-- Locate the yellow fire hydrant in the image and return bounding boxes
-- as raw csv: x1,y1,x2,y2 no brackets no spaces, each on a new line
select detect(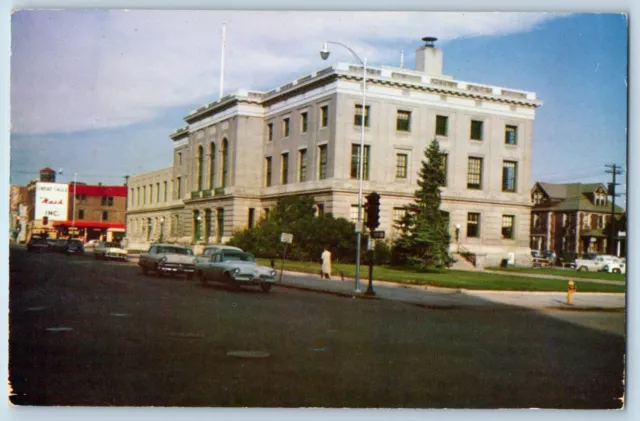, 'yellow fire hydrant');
567,280,577,305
